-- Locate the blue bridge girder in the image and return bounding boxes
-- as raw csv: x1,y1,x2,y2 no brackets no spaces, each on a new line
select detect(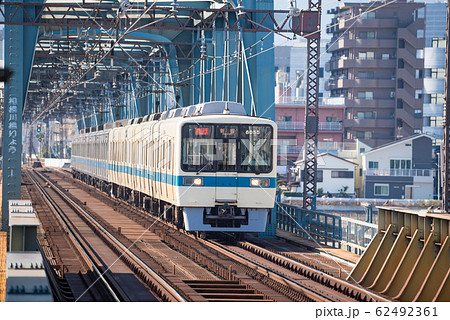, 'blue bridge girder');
1,0,293,236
